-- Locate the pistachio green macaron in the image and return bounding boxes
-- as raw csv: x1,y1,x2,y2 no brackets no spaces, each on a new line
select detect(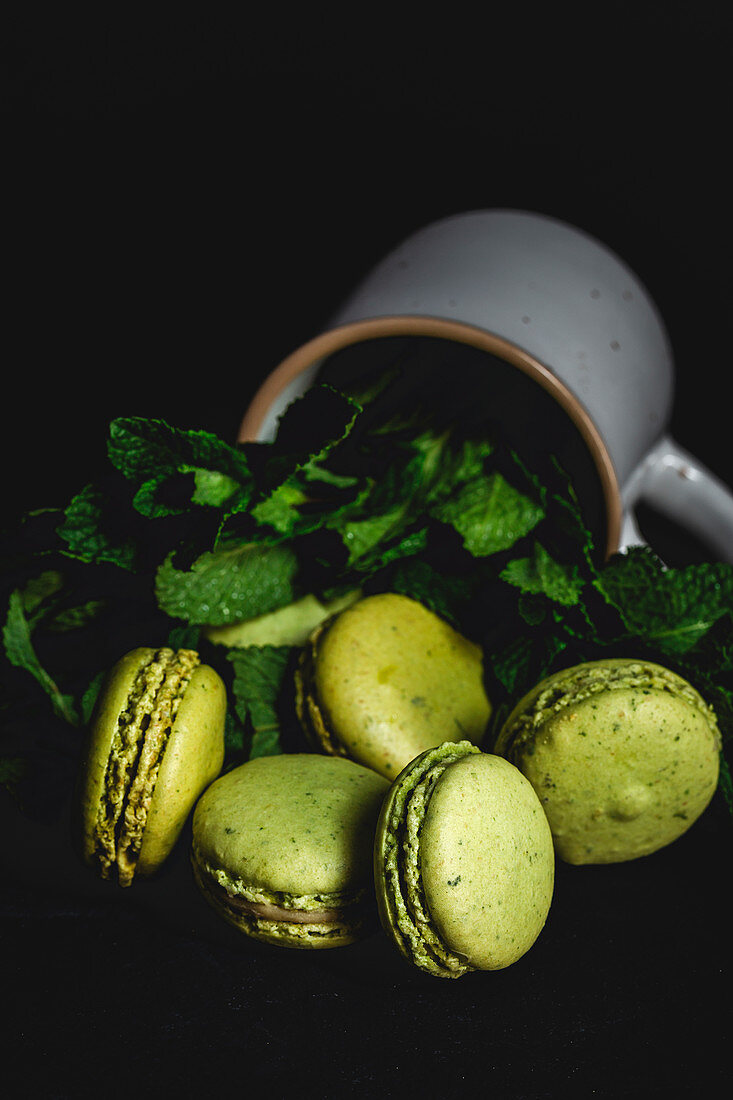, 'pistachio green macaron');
374,740,555,978
295,593,491,779
76,646,226,886
494,658,721,864
191,754,390,948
